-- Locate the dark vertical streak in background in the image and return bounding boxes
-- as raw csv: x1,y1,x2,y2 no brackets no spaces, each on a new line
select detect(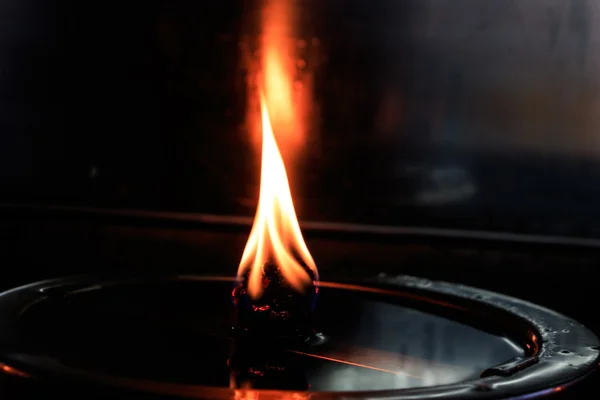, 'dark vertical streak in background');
568,0,589,74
